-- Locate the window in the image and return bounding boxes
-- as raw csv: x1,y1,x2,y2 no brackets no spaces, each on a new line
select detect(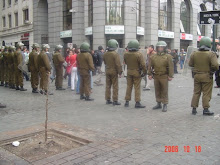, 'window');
2,17,6,27
3,0,6,8
23,9,29,23
198,4,206,36
180,0,190,33
15,12,18,26
88,0,93,26
158,0,172,31
63,0,72,30
8,15,12,28
106,0,124,25
136,0,141,26
8,0,11,6
15,0,18,4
